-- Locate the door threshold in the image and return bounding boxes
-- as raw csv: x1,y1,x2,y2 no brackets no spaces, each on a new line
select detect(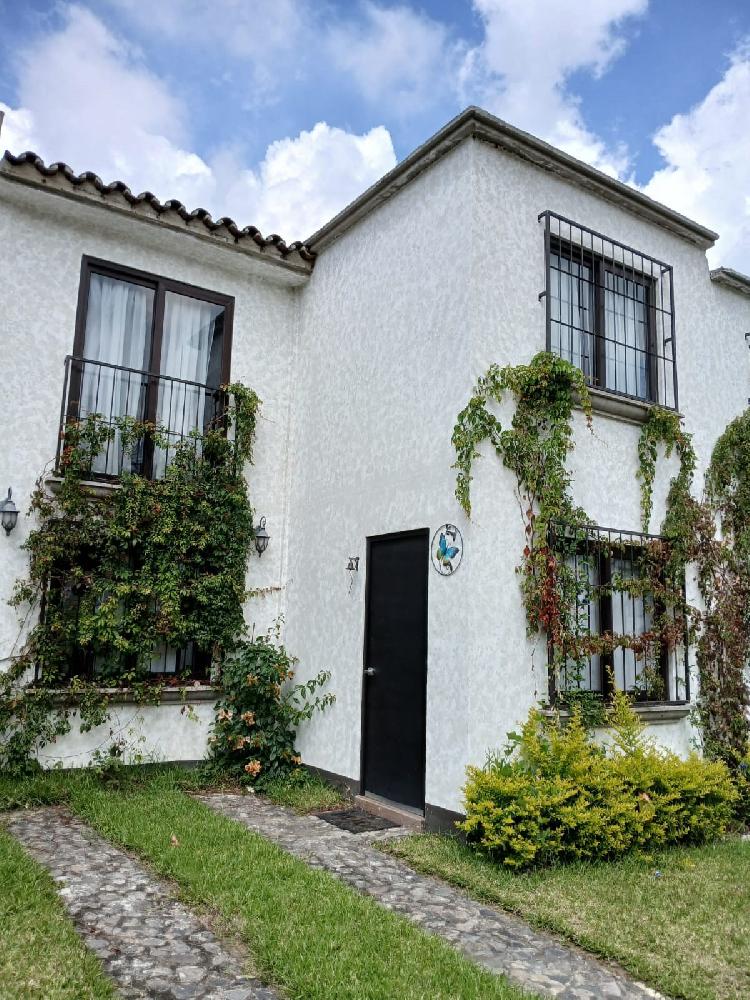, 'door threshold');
355,793,424,831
